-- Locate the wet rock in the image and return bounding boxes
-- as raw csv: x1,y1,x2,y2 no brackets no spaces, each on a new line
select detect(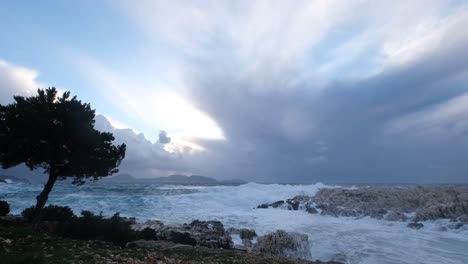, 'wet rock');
305,203,318,214
384,211,407,221
239,229,257,240
242,238,254,250
448,222,464,230
264,186,468,222
415,202,468,222
437,226,448,232
134,219,233,249
163,230,197,246
132,220,164,231
407,222,424,230
286,199,300,210
458,215,468,223
271,200,285,208
257,200,284,209
253,230,311,259
188,220,232,249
